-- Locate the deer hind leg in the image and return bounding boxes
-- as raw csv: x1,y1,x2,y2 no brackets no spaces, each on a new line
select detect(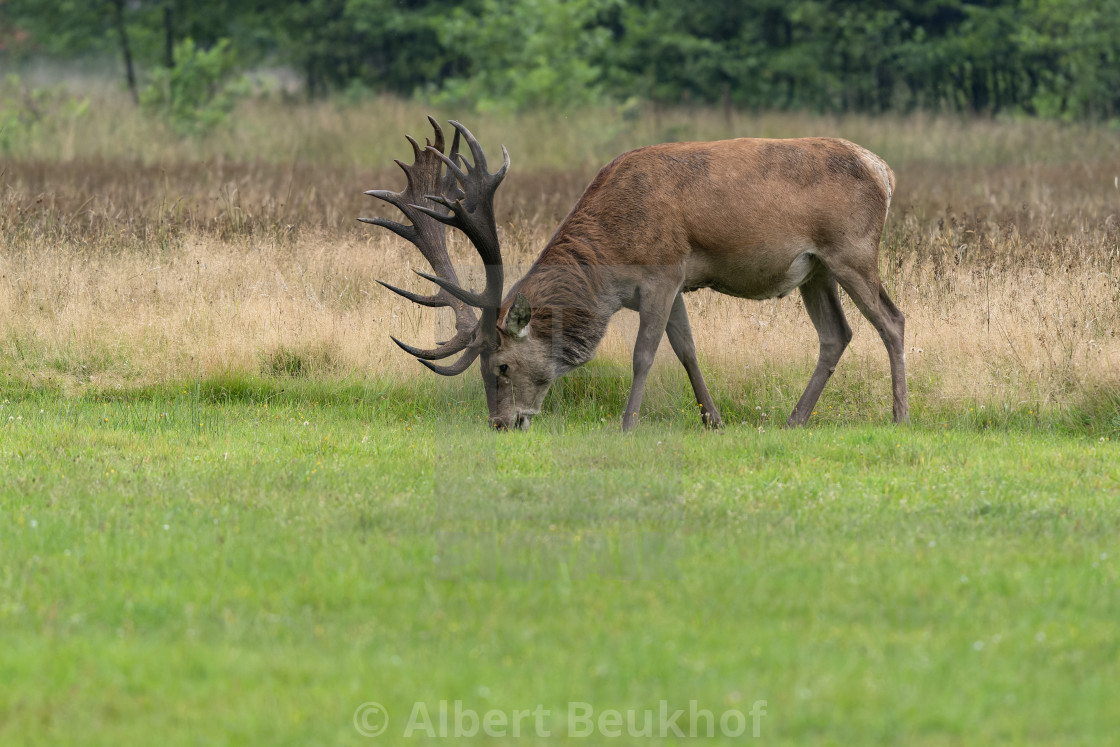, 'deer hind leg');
622,283,679,431
787,271,853,427
827,259,910,424
665,293,723,429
